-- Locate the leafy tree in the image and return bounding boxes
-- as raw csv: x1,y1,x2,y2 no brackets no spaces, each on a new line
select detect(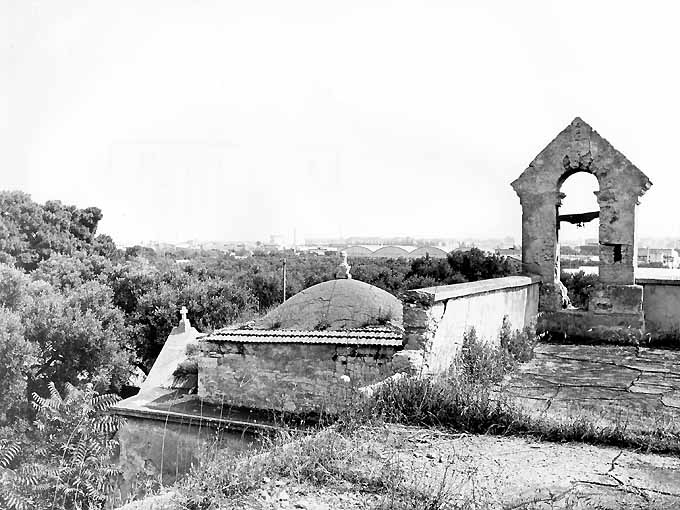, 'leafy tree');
351,257,410,294
446,248,515,282
22,280,134,393
32,253,114,291
89,234,122,261
0,192,105,271
0,310,35,424
560,270,599,309
0,263,134,394
108,261,258,372
0,383,122,510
